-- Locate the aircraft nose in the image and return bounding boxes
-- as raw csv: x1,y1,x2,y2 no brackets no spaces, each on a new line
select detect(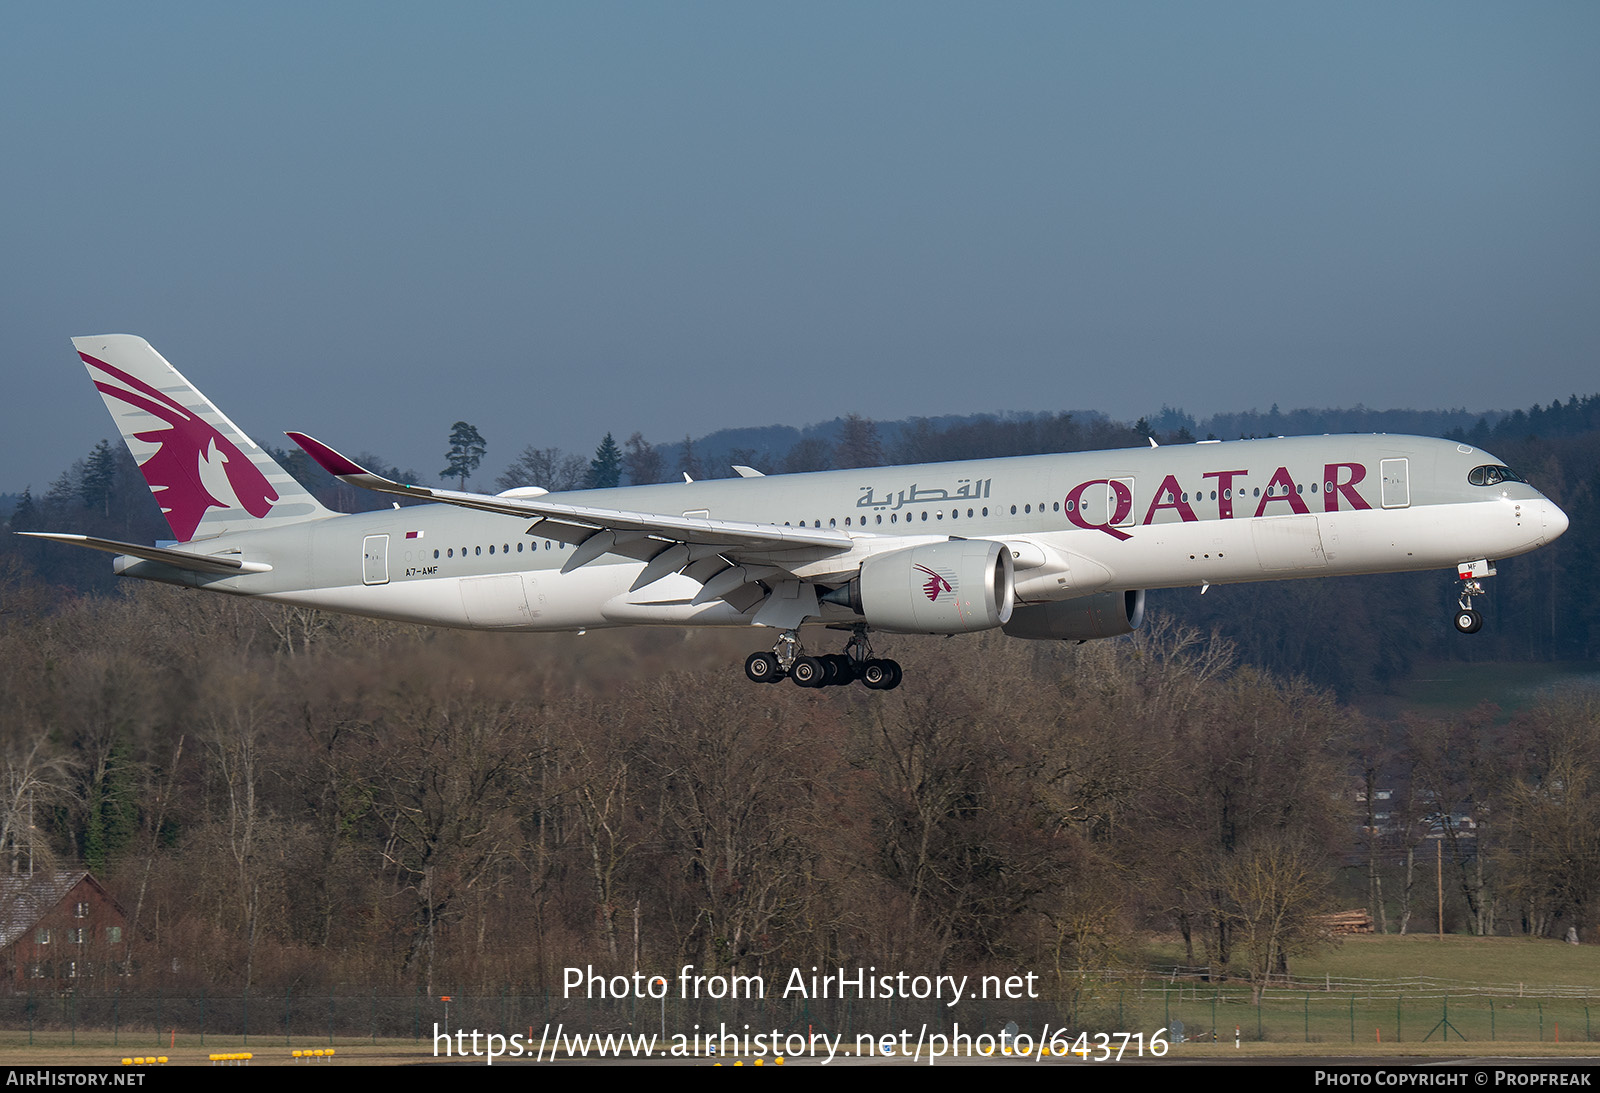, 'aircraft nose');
1545,500,1569,542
